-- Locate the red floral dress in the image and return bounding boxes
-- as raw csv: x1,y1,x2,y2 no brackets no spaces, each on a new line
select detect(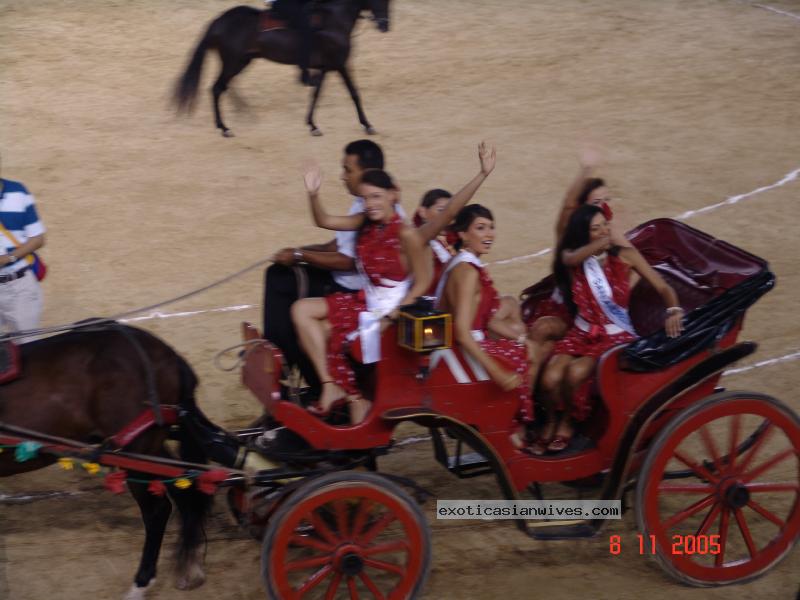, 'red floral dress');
553,253,636,420
326,214,407,395
467,263,533,424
